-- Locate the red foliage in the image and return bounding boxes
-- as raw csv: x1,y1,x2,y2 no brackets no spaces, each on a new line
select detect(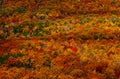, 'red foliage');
71,46,78,52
